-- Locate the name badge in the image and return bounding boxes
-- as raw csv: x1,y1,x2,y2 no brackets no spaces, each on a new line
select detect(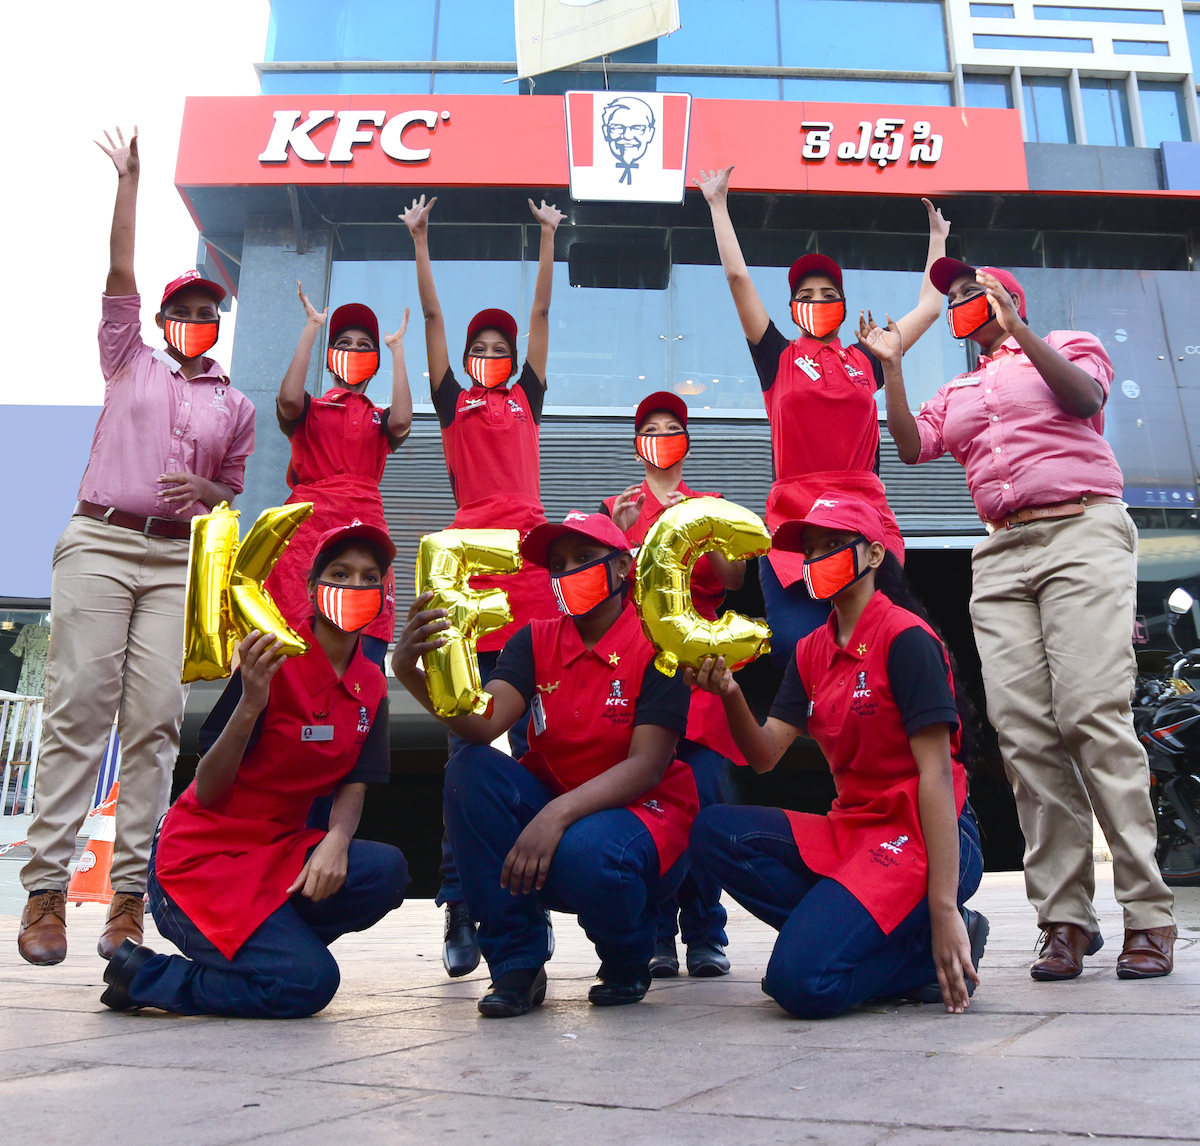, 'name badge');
795,355,821,381
302,725,334,742
949,374,981,388
531,693,547,737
